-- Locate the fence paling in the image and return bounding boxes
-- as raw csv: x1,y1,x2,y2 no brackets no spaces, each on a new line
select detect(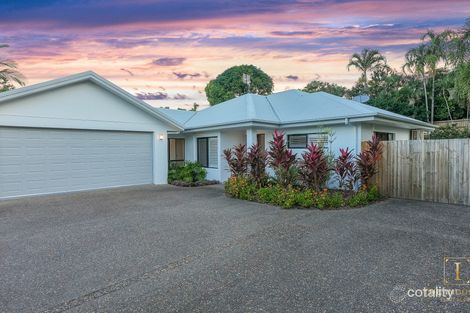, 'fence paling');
368,139,470,206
